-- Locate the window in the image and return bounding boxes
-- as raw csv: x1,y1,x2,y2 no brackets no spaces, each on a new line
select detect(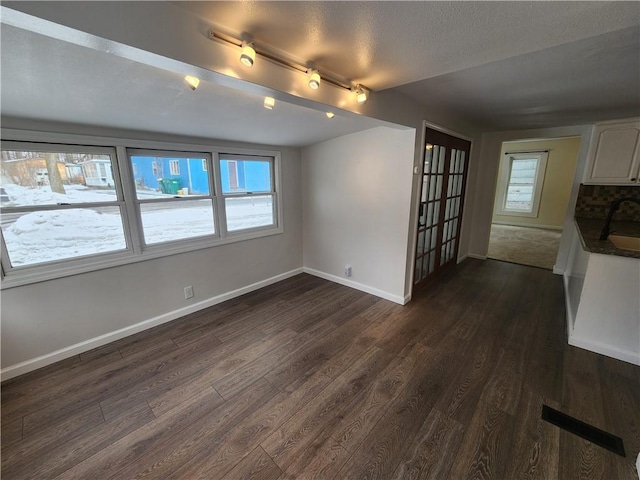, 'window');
227,160,239,189
0,131,283,288
0,142,128,269
169,159,180,176
128,150,215,245
497,152,548,217
219,155,276,232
